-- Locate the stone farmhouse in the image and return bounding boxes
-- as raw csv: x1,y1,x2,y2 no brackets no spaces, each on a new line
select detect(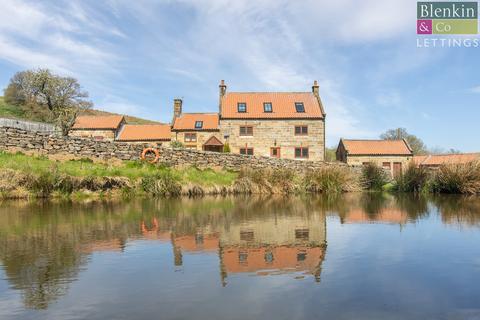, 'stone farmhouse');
170,80,326,161
69,80,326,161
336,139,413,177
